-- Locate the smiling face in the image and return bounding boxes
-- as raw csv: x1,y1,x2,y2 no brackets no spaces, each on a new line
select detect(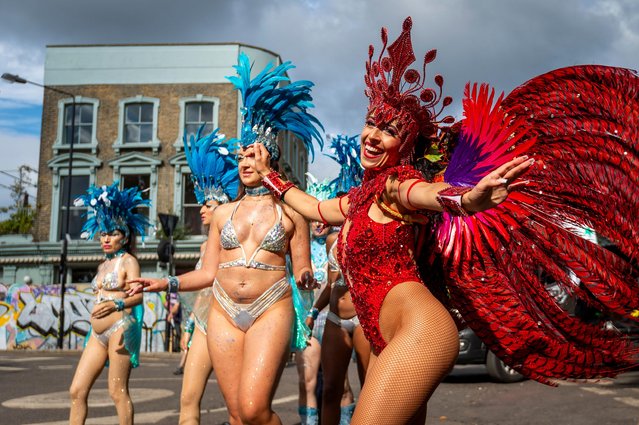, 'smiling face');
237,146,262,187
360,114,403,170
199,200,219,226
99,229,127,255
